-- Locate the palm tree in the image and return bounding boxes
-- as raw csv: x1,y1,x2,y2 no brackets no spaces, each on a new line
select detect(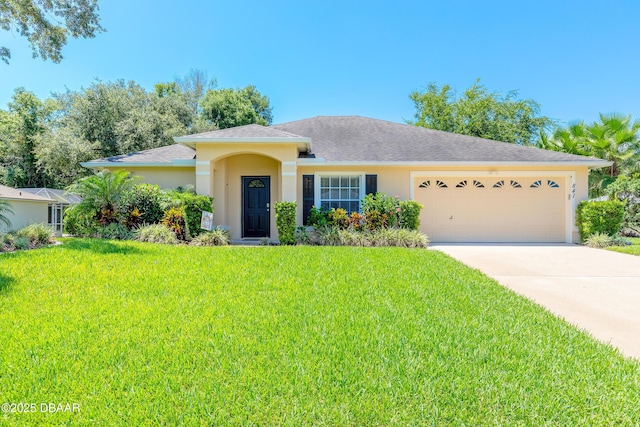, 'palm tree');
0,199,14,229
585,113,640,177
539,123,590,155
66,170,137,224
